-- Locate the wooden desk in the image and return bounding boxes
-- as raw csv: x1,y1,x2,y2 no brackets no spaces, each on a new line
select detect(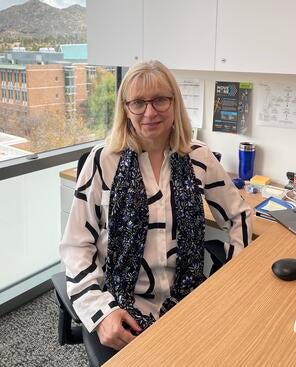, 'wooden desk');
105,224,296,366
